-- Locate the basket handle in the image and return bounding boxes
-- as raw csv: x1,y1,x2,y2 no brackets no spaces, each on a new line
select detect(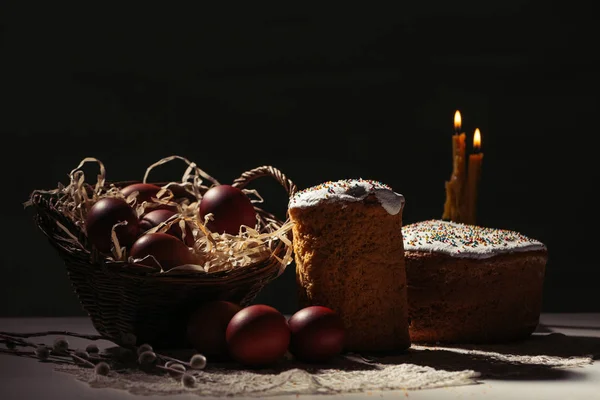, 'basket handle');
231,165,297,199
